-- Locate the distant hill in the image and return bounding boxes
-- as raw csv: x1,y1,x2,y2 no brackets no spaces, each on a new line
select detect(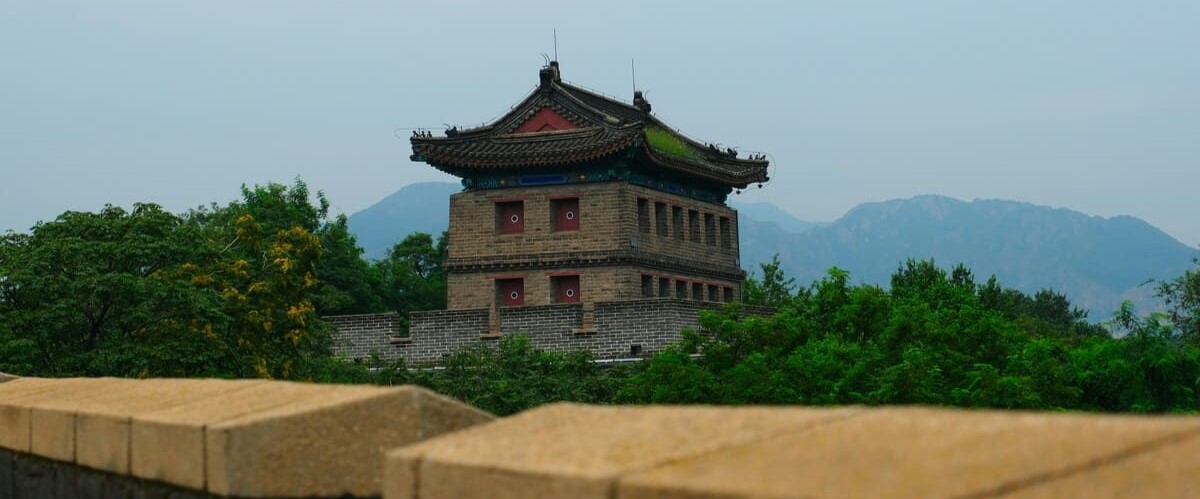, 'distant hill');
347,182,457,259
740,195,1197,319
348,184,1196,318
730,201,827,234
